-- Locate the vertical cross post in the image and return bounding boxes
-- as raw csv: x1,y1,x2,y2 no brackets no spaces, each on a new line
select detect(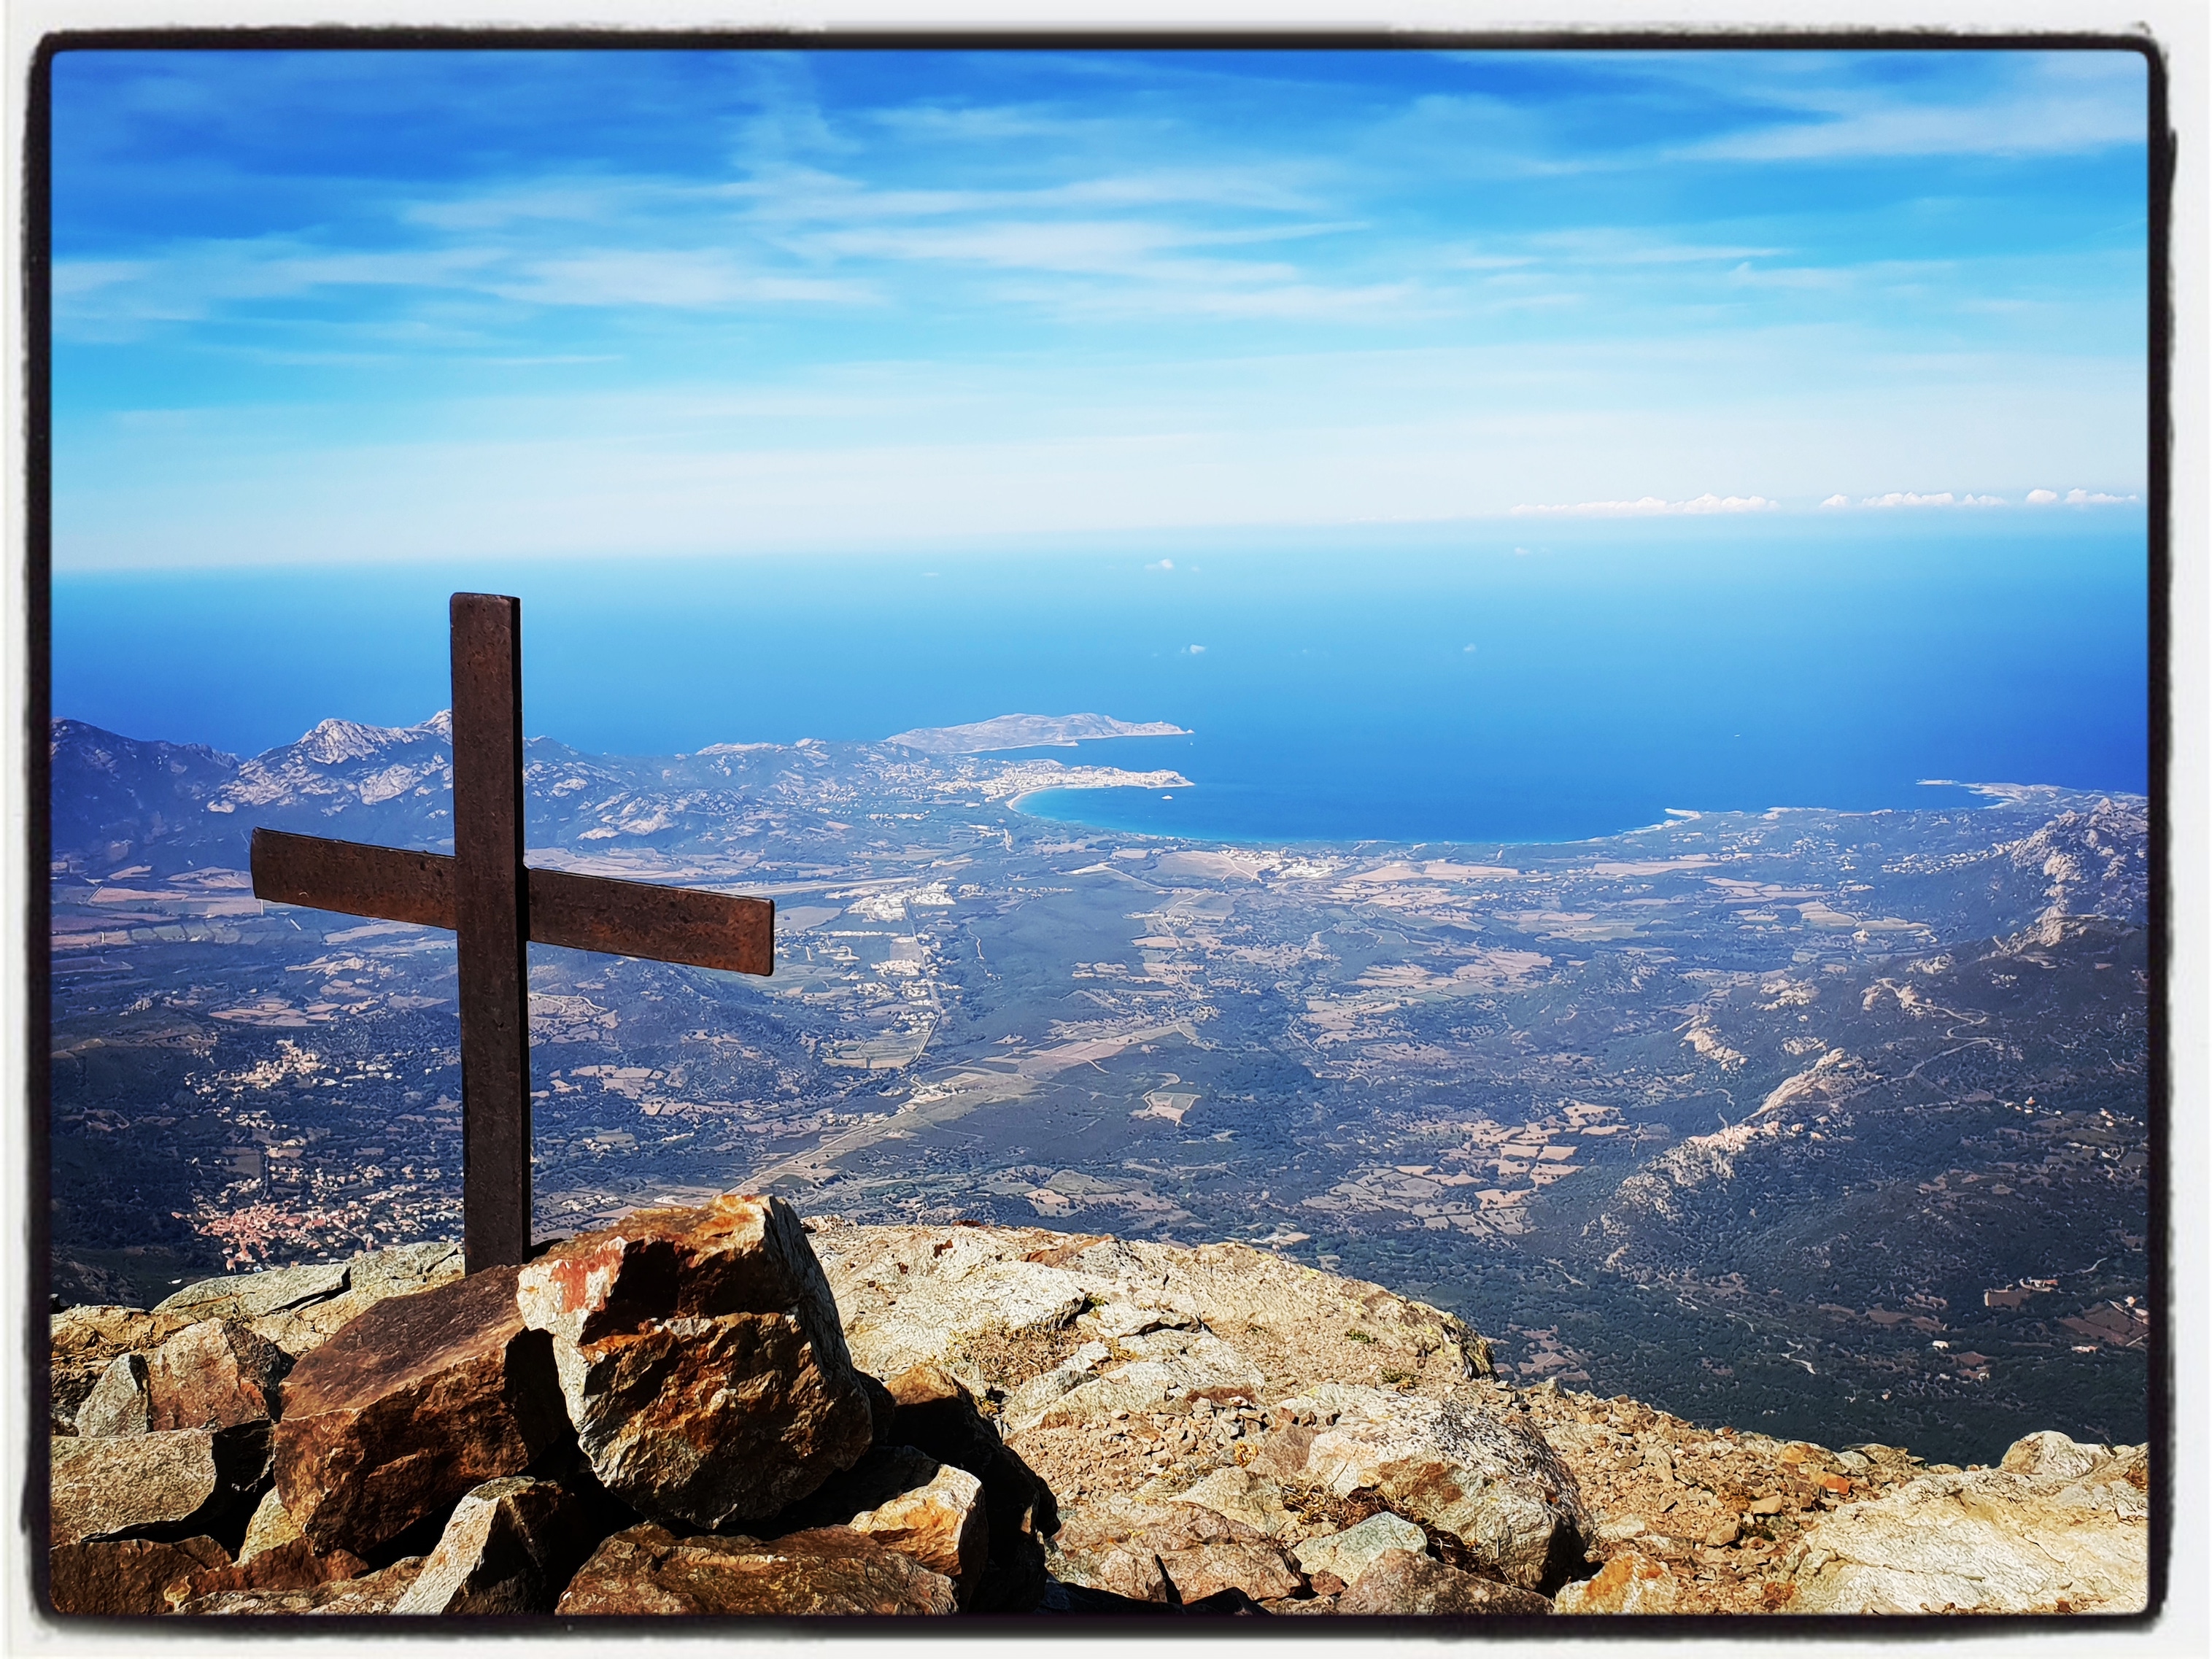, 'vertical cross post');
450,594,533,1270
